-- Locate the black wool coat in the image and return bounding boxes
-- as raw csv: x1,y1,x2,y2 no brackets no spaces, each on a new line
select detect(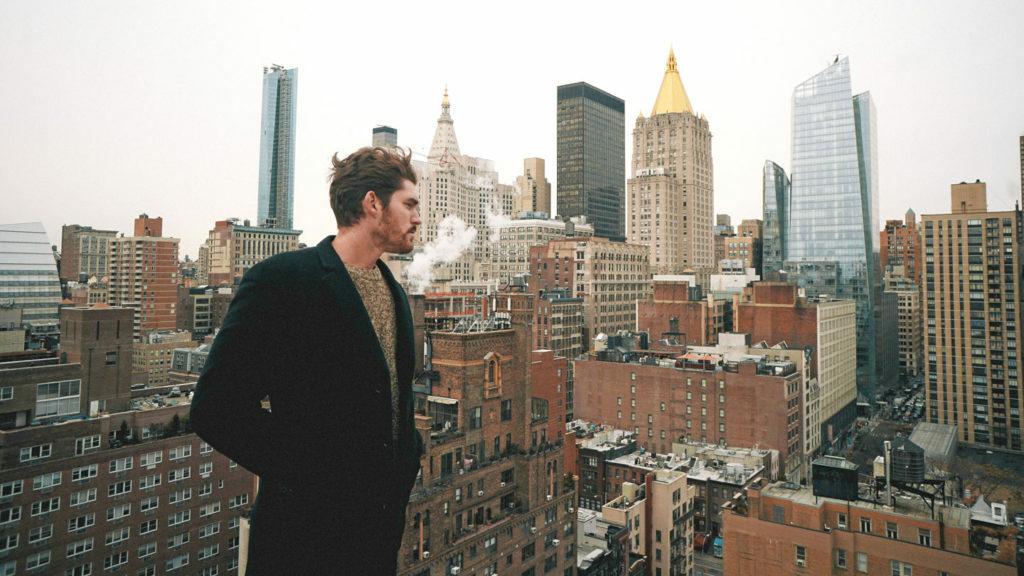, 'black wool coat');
190,236,424,575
